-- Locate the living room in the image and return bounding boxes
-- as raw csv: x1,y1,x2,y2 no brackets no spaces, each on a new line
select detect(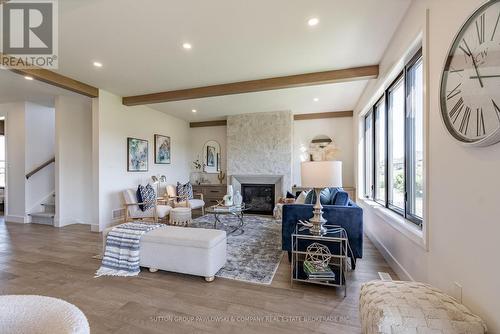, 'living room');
0,0,499,333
